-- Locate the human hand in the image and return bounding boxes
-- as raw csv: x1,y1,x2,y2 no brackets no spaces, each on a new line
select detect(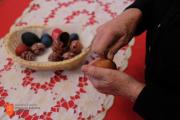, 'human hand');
91,8,142,60
81,64,145,102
